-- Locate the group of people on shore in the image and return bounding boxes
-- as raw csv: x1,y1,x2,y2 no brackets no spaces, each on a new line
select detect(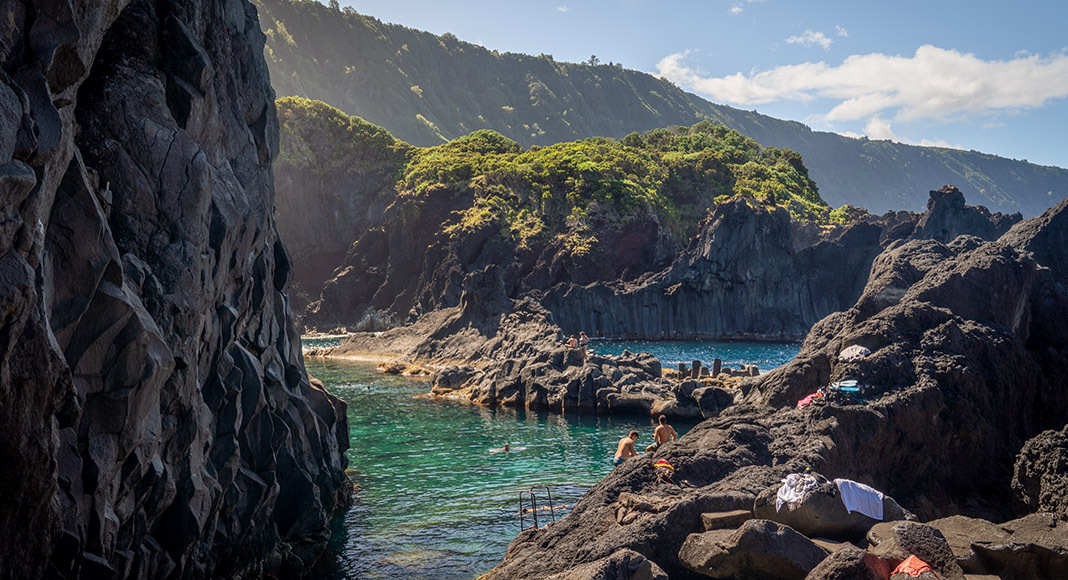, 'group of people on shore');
565,332,590,362
613,415,677,465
